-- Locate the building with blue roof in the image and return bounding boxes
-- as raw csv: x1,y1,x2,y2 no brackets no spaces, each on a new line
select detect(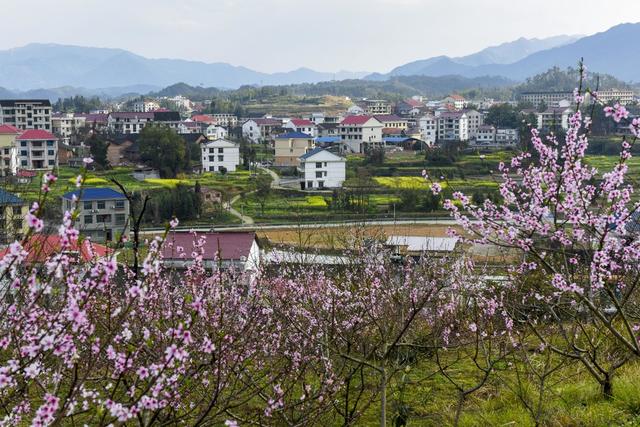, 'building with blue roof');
0,189,28,243
274,132,315,167
62,188,129,242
